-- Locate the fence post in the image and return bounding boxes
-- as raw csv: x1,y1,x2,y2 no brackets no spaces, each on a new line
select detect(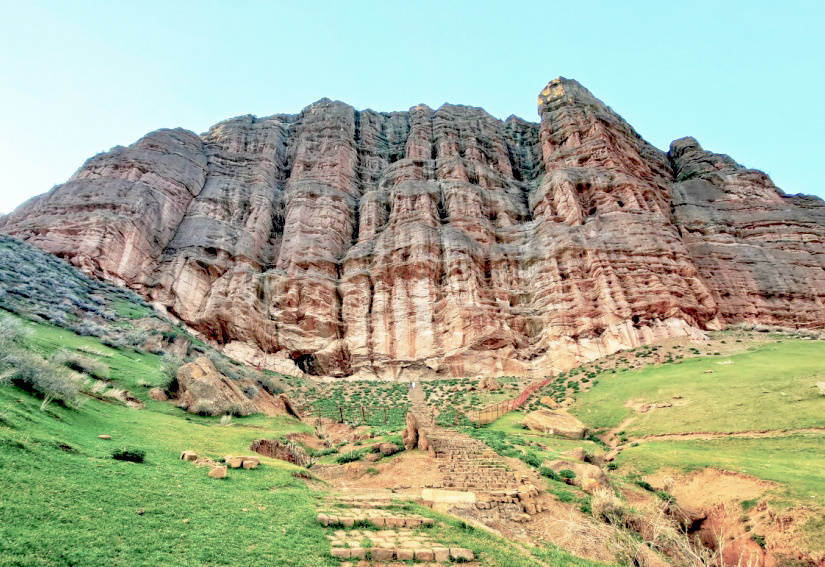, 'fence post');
361,405,365,422
338,406,343,424
383,407,387,424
